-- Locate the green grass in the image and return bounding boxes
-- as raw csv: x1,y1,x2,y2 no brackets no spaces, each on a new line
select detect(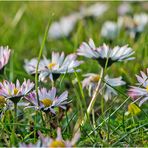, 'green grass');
0,1,148,147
